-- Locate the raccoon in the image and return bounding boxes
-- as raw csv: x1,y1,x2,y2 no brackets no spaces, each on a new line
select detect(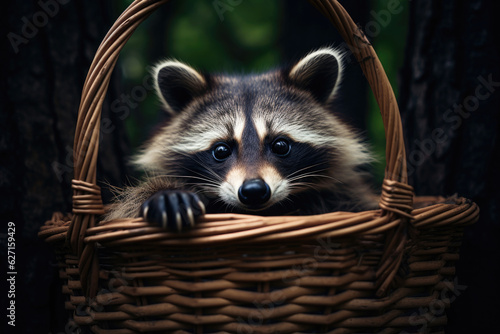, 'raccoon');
105,47,377,231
